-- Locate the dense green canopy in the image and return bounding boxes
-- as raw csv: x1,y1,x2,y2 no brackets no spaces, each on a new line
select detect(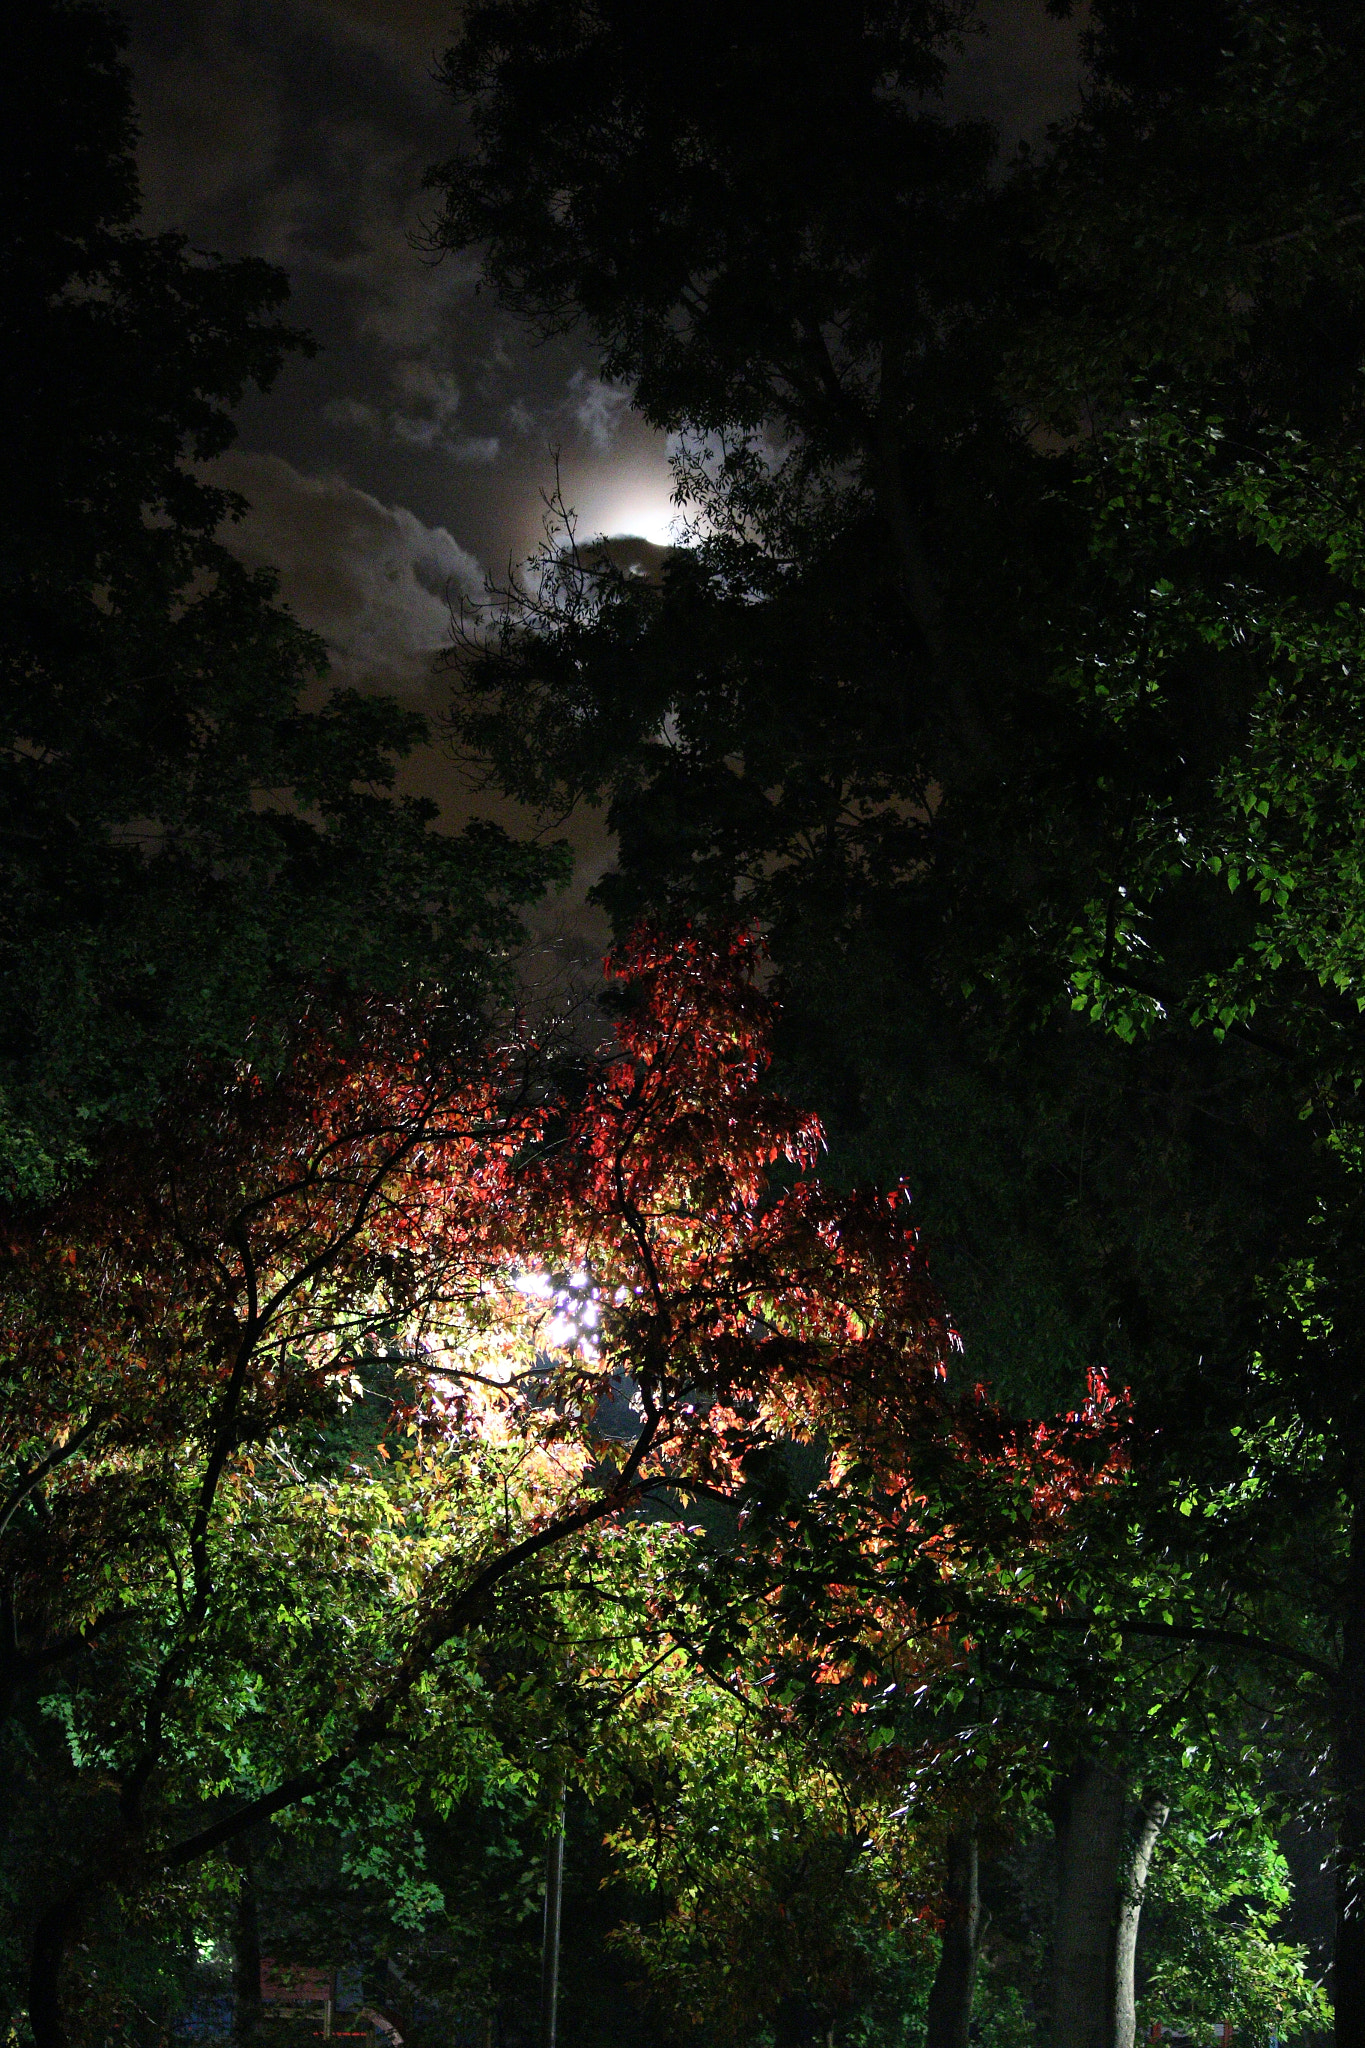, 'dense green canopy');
427,3,1365,2040
8,3,1365,2044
